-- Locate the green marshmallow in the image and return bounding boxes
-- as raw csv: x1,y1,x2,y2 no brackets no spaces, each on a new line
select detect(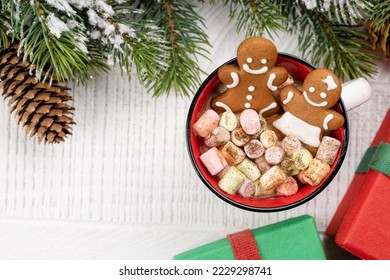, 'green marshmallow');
219,111,237,132
236,158,261,182
218,166,246,195
280,157,300,176
292,148,313,170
